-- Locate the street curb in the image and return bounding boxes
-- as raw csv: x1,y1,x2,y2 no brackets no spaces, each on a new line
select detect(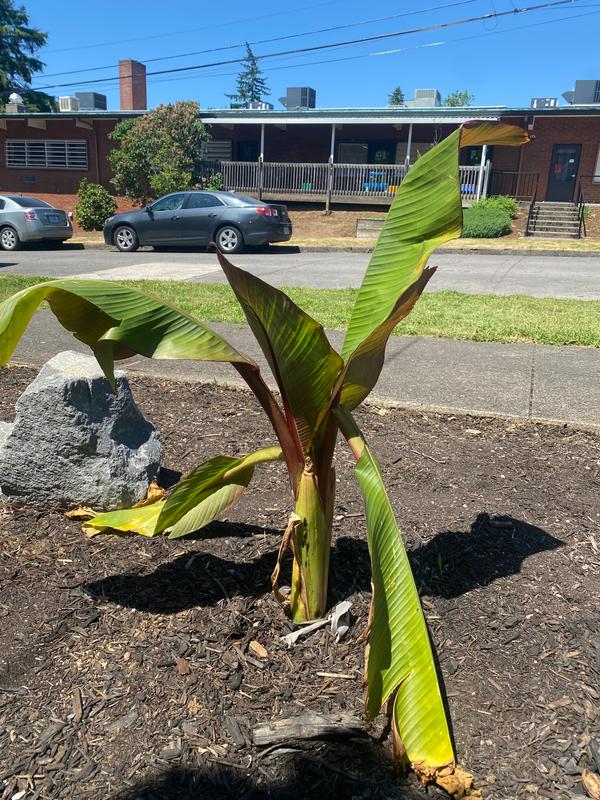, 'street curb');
294,245,600,257
8,360,598,433
70,242,600,258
